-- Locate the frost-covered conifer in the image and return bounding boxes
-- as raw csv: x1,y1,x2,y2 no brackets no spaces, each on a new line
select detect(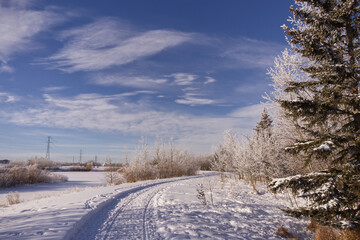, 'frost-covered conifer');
254,108,273,136
252,109,290,179
269,0,360,229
